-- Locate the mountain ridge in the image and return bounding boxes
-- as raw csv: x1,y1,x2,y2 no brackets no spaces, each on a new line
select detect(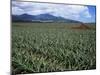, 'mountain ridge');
12,13,80,23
